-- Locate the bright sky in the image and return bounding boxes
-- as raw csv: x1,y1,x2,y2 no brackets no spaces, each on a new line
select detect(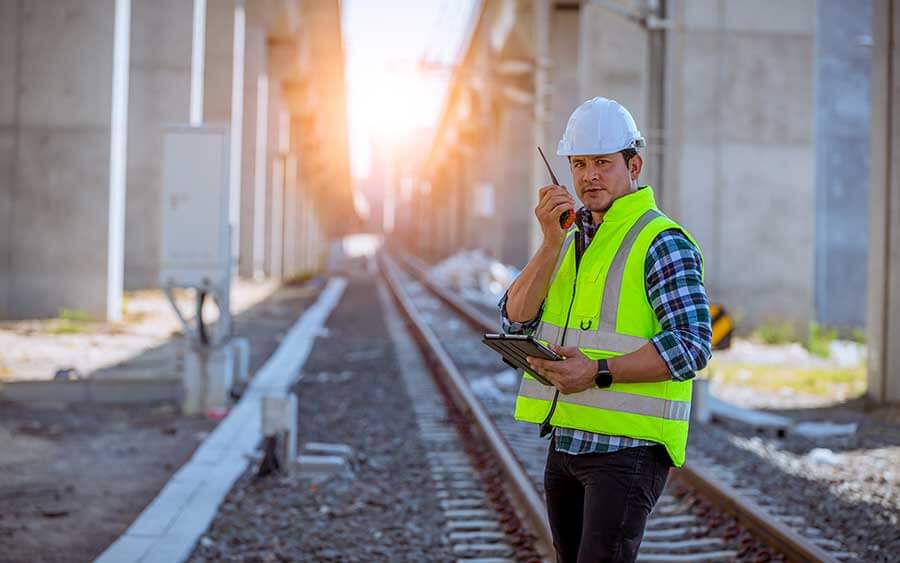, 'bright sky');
342,0,477,179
